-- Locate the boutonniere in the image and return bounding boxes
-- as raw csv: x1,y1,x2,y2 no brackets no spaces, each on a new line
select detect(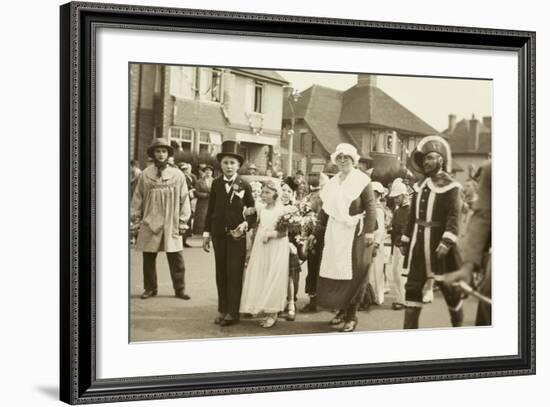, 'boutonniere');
230,181,245,202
